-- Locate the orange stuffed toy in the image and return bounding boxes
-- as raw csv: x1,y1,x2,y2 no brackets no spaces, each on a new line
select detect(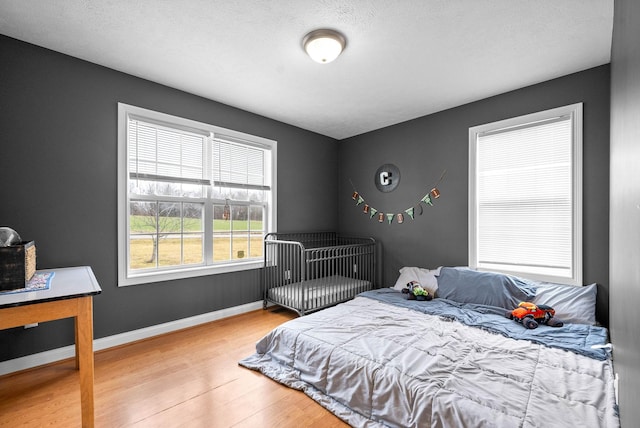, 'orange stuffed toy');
507,302,564,329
